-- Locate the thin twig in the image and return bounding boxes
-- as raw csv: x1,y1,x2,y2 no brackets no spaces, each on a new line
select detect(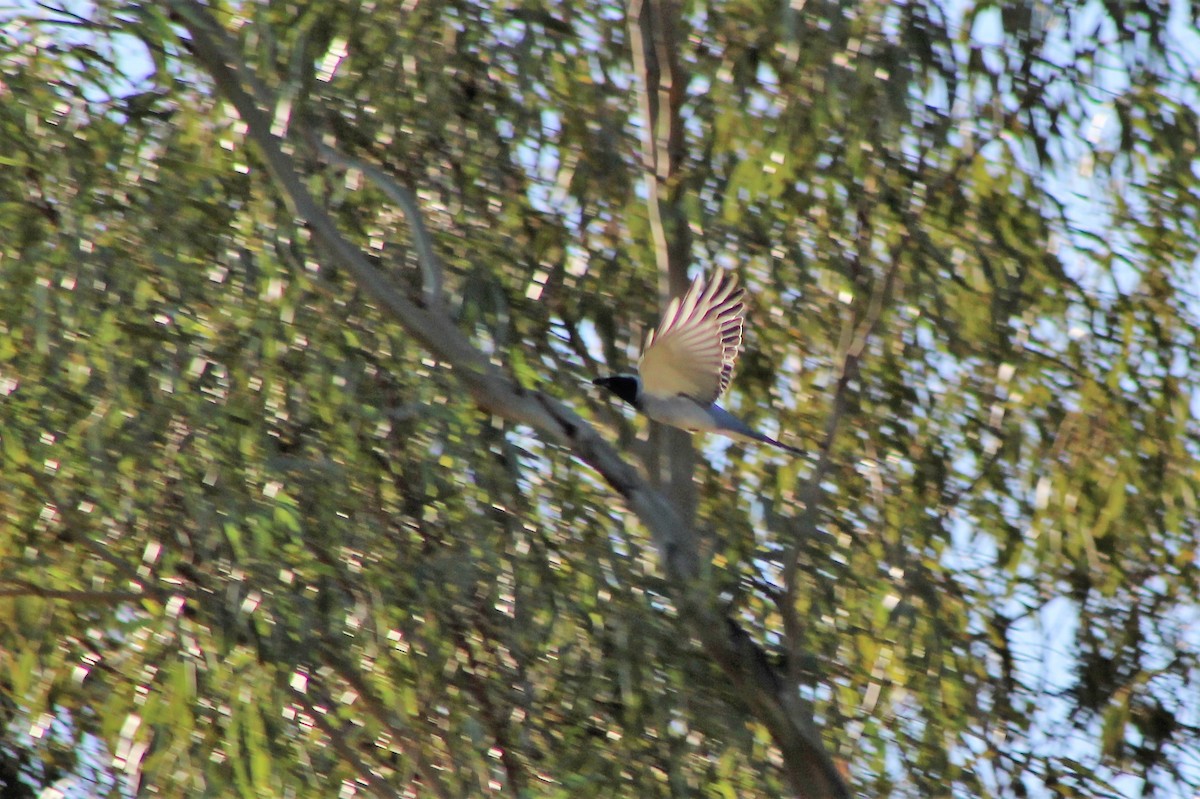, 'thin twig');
290,681,405,799
0,580,144,603
305,134,445,308
779,247,902,695
317,643,453,799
